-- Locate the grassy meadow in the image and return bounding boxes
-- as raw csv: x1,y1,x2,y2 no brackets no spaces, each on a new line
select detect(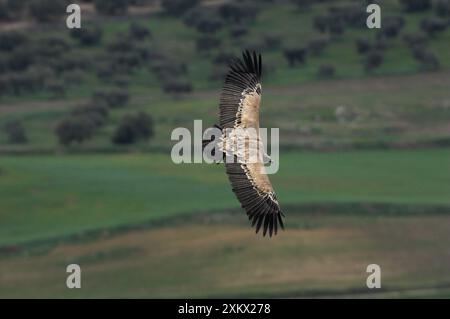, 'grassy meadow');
0,0,450,298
